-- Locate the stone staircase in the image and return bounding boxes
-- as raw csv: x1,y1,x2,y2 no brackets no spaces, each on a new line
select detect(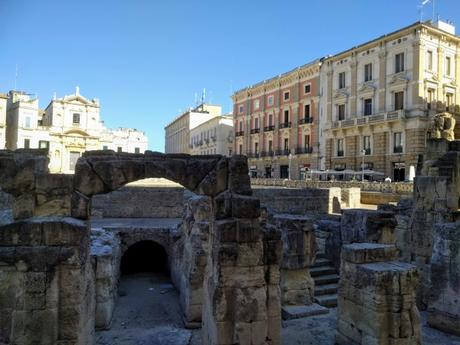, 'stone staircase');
312,255,339,308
